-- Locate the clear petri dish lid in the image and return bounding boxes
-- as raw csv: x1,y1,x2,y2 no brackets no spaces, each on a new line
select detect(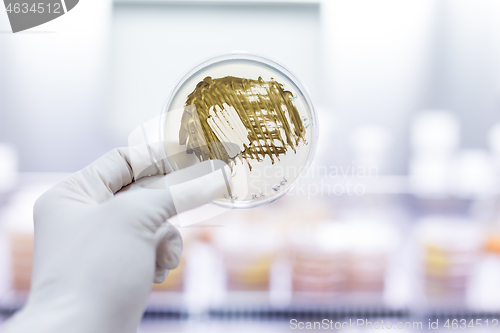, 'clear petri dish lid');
161,52,318,209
